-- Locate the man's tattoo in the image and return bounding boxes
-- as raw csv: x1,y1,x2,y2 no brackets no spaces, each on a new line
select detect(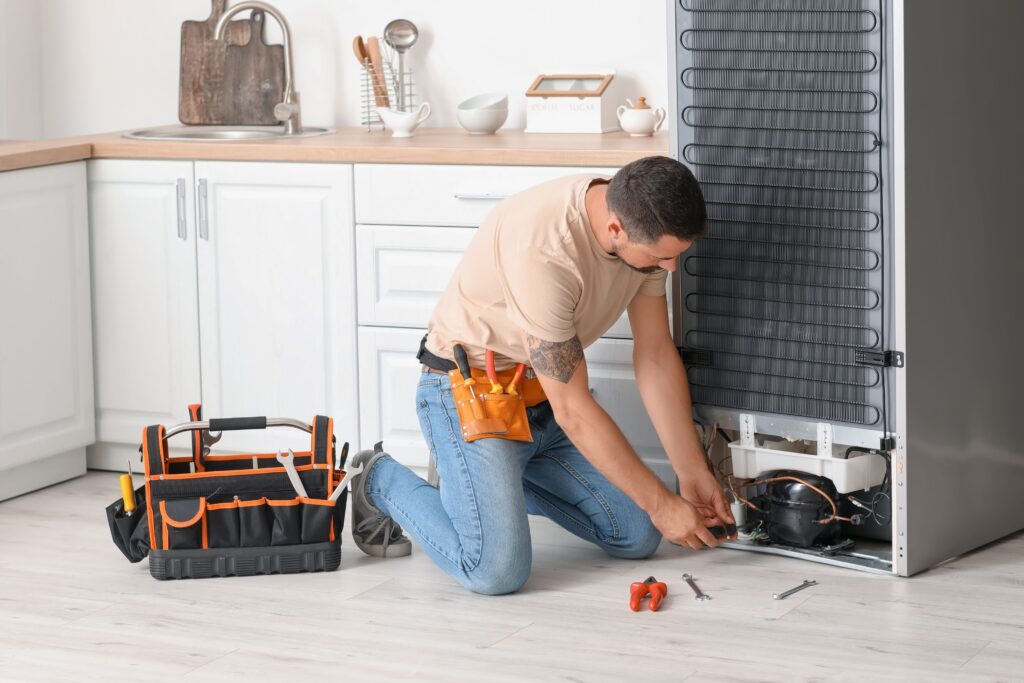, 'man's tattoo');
526,334,584,384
